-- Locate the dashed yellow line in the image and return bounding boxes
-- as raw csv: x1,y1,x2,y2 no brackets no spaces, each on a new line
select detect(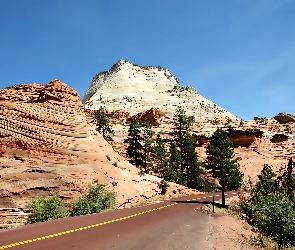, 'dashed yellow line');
0,203,178,249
